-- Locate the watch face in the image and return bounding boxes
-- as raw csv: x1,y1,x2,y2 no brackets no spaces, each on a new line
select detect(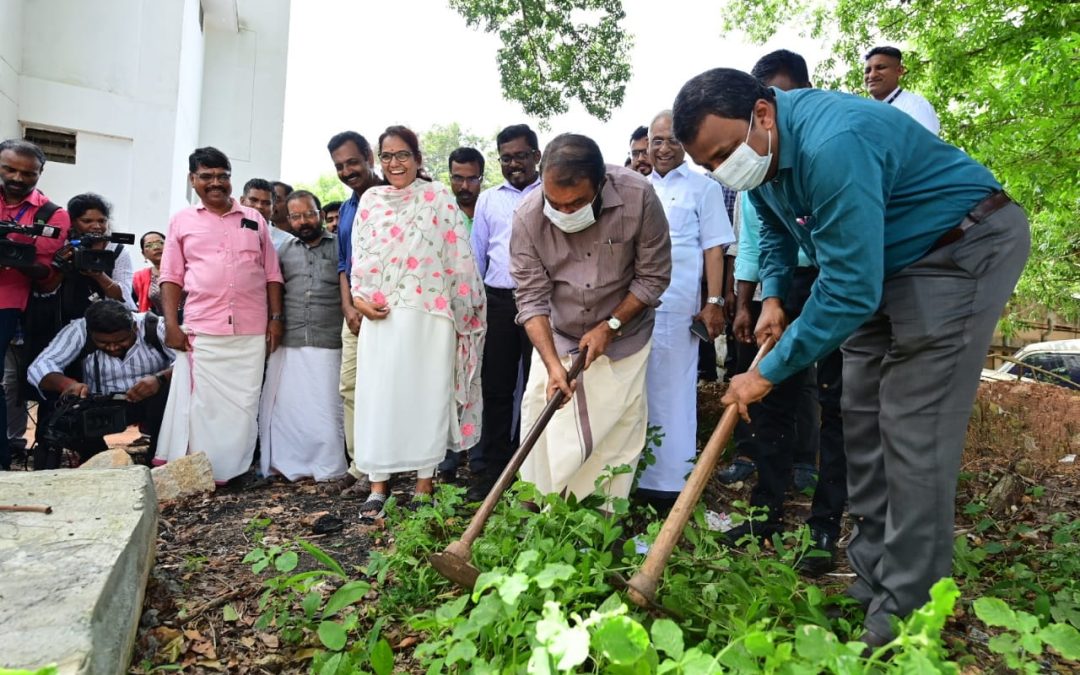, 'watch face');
608,317,621,330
